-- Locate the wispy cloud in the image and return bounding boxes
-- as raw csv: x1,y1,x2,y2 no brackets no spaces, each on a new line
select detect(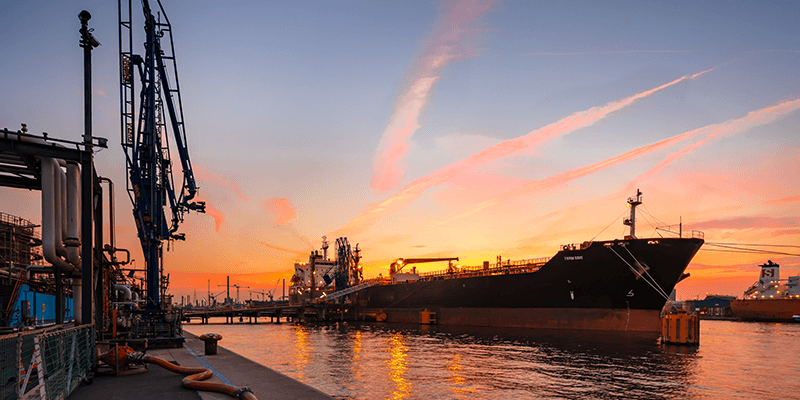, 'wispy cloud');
256,241,309,257
445,98,800,224
262,198,297,225
623,98,800,192
370,0,495,192
523,50,698,56
765,195,800,205
194,164,249,202
195,195,225,234
691,216,798,230
334,67,716,236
